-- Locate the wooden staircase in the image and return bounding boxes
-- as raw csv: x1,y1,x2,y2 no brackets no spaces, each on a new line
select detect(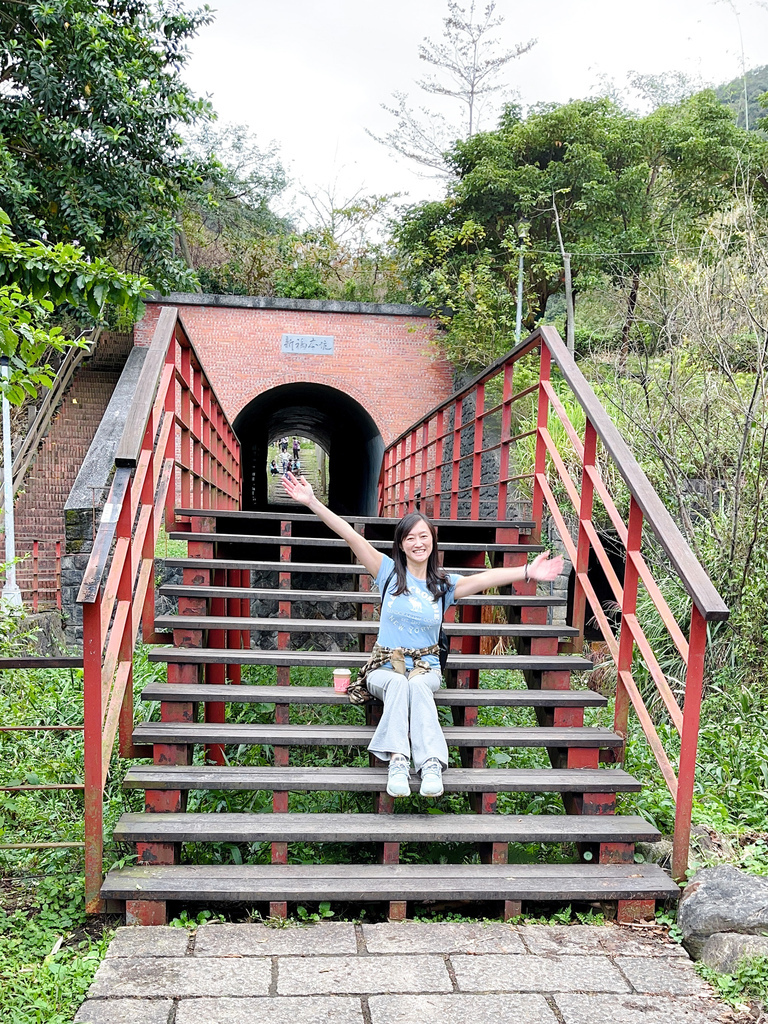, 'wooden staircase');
101,507,678,923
